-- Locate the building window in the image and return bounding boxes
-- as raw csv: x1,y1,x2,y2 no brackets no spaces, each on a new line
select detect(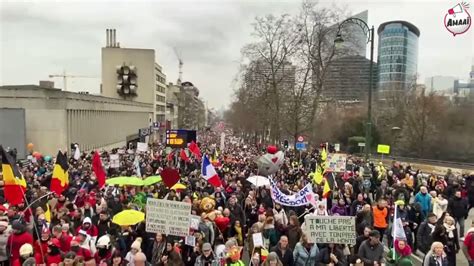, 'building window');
156,105,166,112
156,95,165,102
